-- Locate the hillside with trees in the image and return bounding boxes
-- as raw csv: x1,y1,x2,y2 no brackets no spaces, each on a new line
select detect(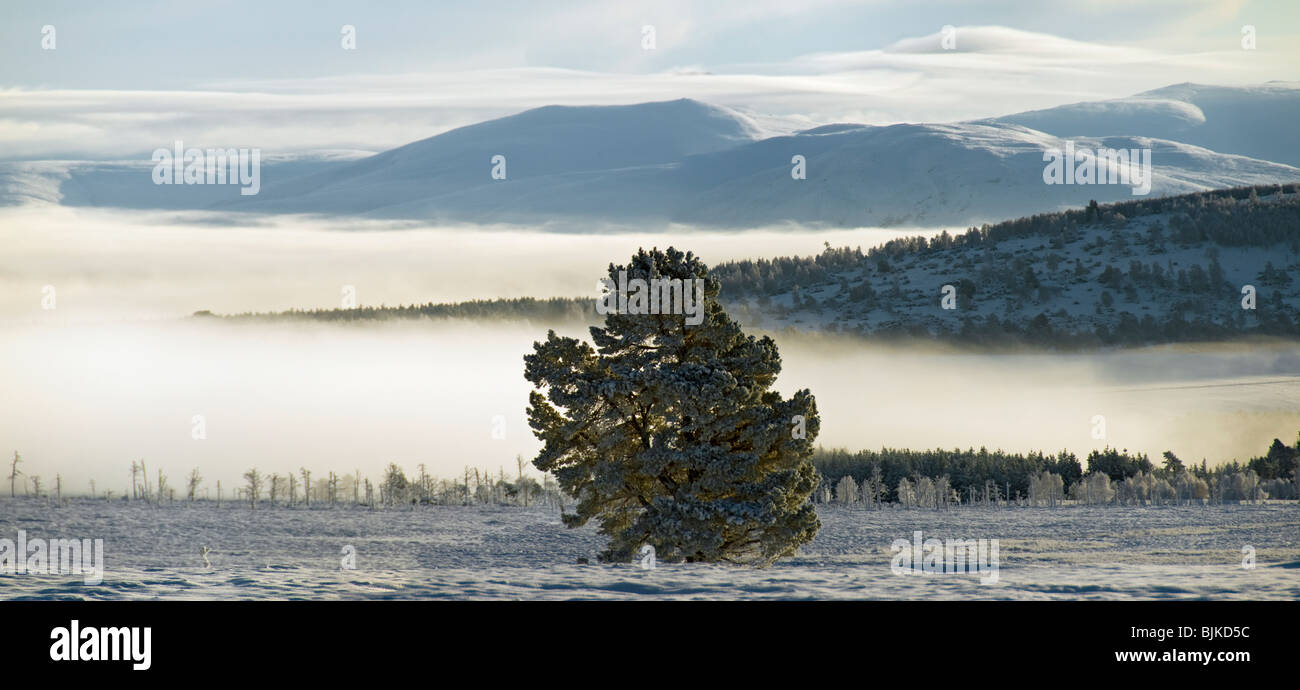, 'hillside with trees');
714,184,1300,347
211,185,1300,349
